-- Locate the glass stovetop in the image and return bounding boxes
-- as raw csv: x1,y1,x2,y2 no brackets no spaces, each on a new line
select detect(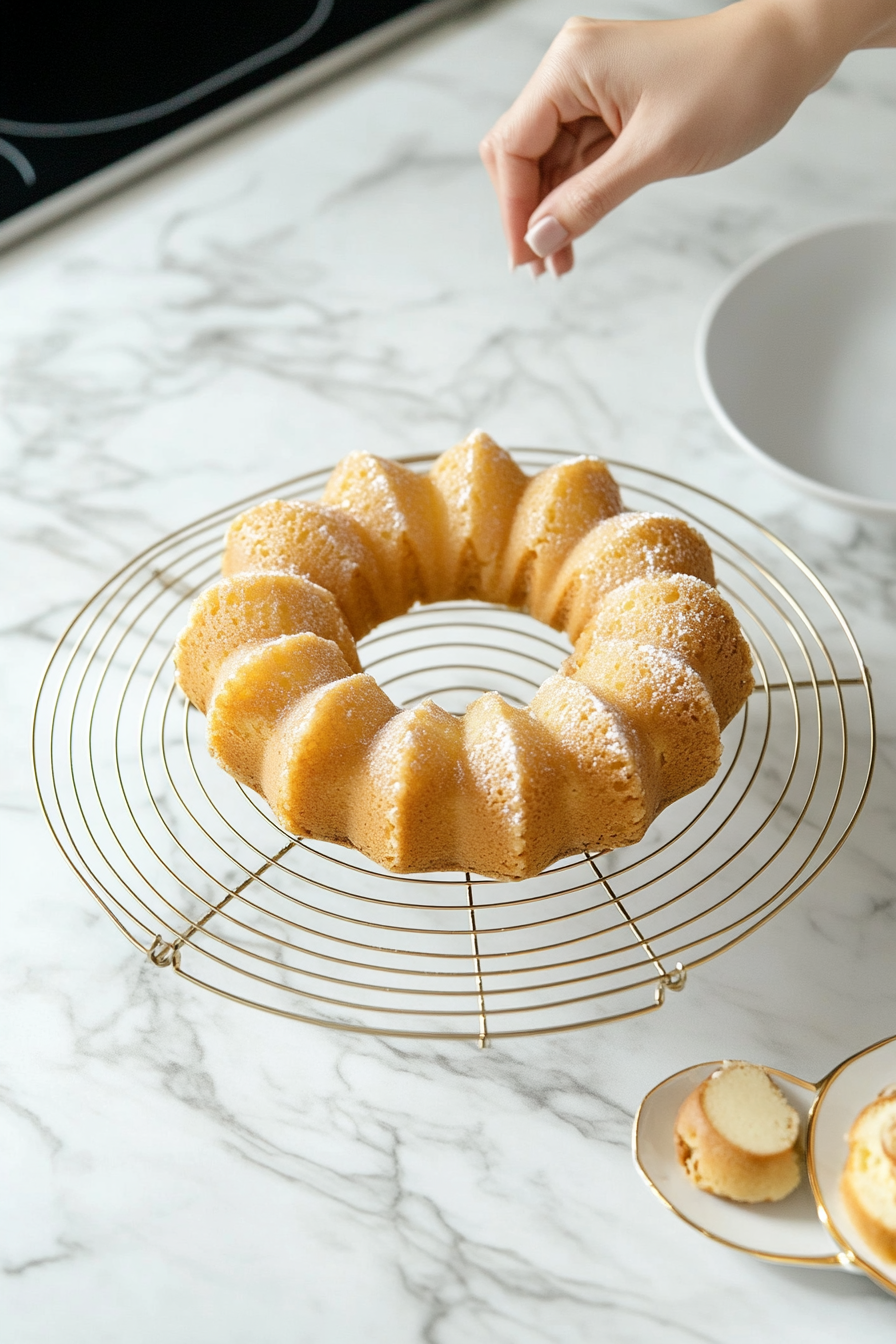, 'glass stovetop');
0,1,452,241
